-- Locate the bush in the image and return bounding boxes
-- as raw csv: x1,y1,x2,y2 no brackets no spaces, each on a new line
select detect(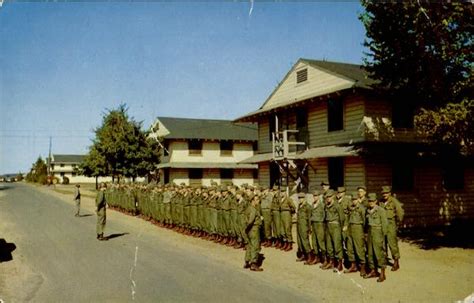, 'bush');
62,176,70,185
